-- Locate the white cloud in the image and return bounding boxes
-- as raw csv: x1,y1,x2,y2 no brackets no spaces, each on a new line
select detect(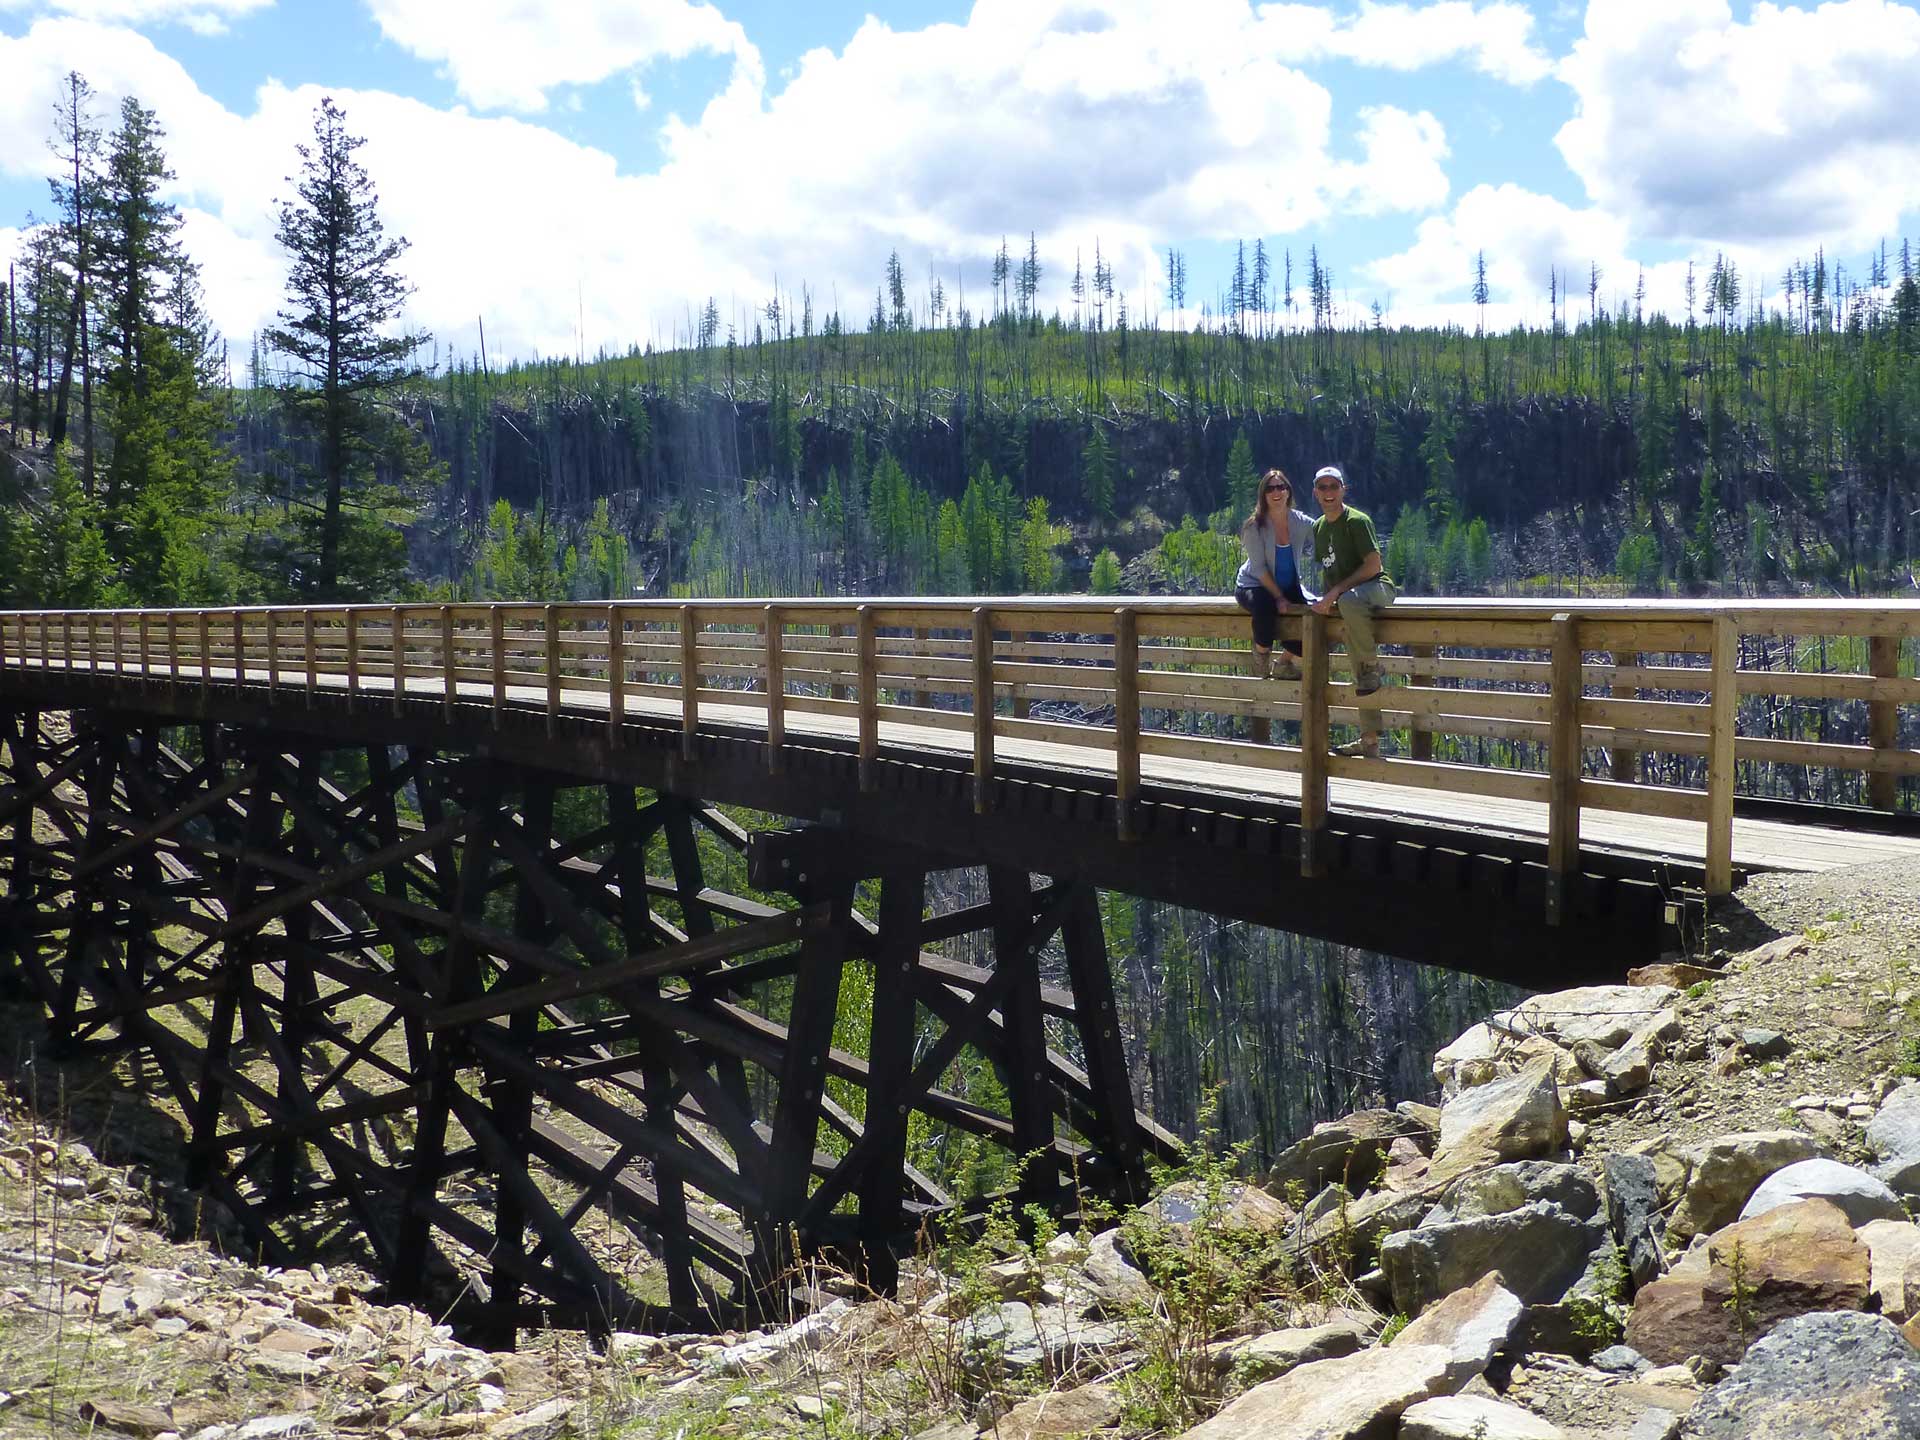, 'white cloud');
0,0,270,35
361,0,758,114
1555,0,1920,253
1256,1,1554,84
